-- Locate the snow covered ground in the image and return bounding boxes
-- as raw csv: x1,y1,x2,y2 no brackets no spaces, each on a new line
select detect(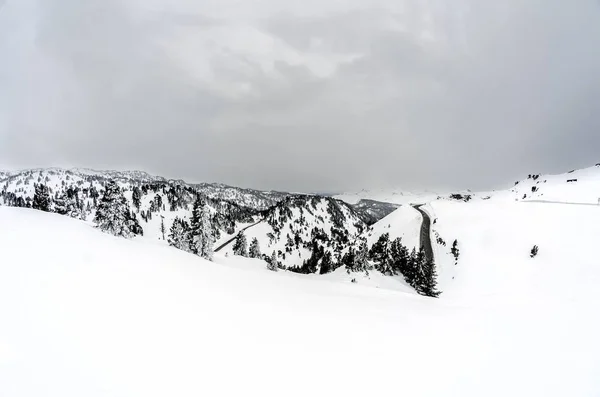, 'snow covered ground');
2,203,600,396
